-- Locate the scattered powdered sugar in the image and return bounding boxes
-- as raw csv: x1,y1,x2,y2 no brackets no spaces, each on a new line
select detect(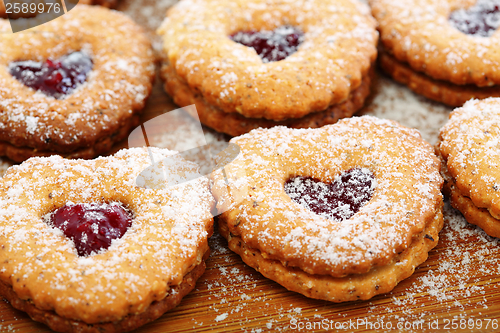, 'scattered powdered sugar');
118,0,177,51
184,200,500,332
214,312,229,322
361,201,500,331
1,0,499,331
360,73,451,145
